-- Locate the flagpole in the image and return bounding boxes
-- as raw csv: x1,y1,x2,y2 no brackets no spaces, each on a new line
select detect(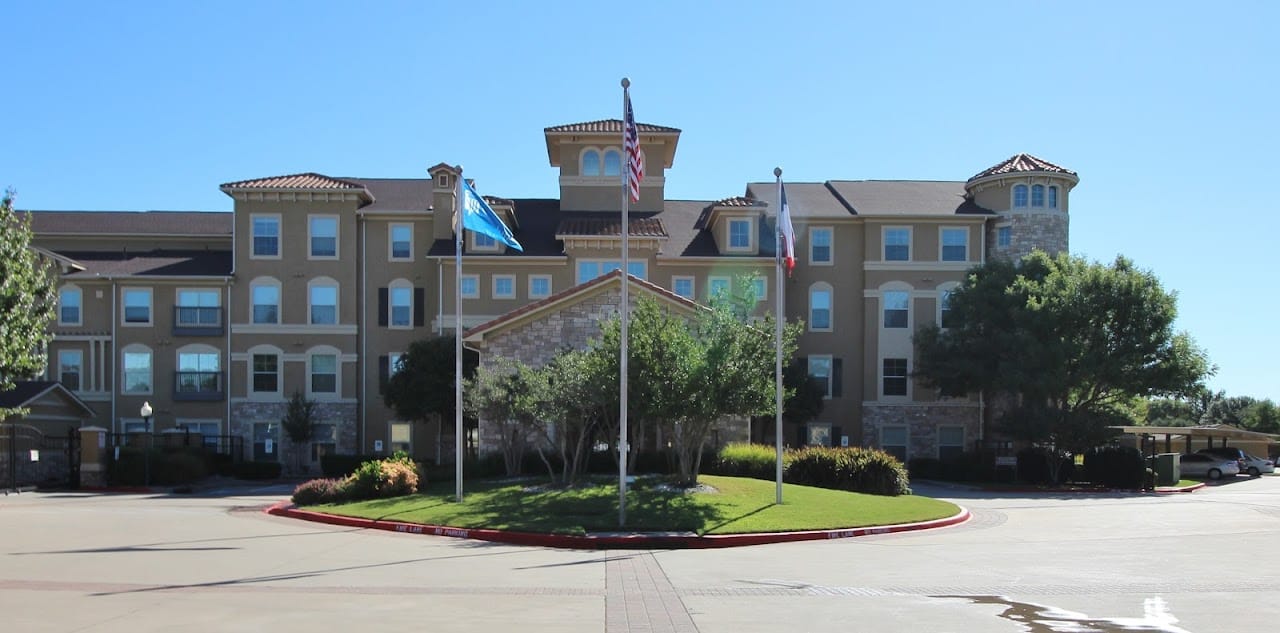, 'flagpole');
618,77,631,527
455,166,465,503
774,167,785,505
